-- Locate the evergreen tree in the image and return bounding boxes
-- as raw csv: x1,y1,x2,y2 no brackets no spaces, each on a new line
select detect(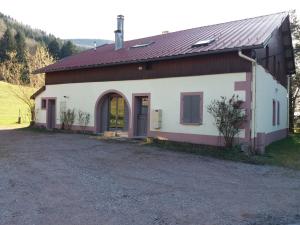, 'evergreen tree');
15,31,26,62
60,41,78,58
0,28,16,61
48,39,61,59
